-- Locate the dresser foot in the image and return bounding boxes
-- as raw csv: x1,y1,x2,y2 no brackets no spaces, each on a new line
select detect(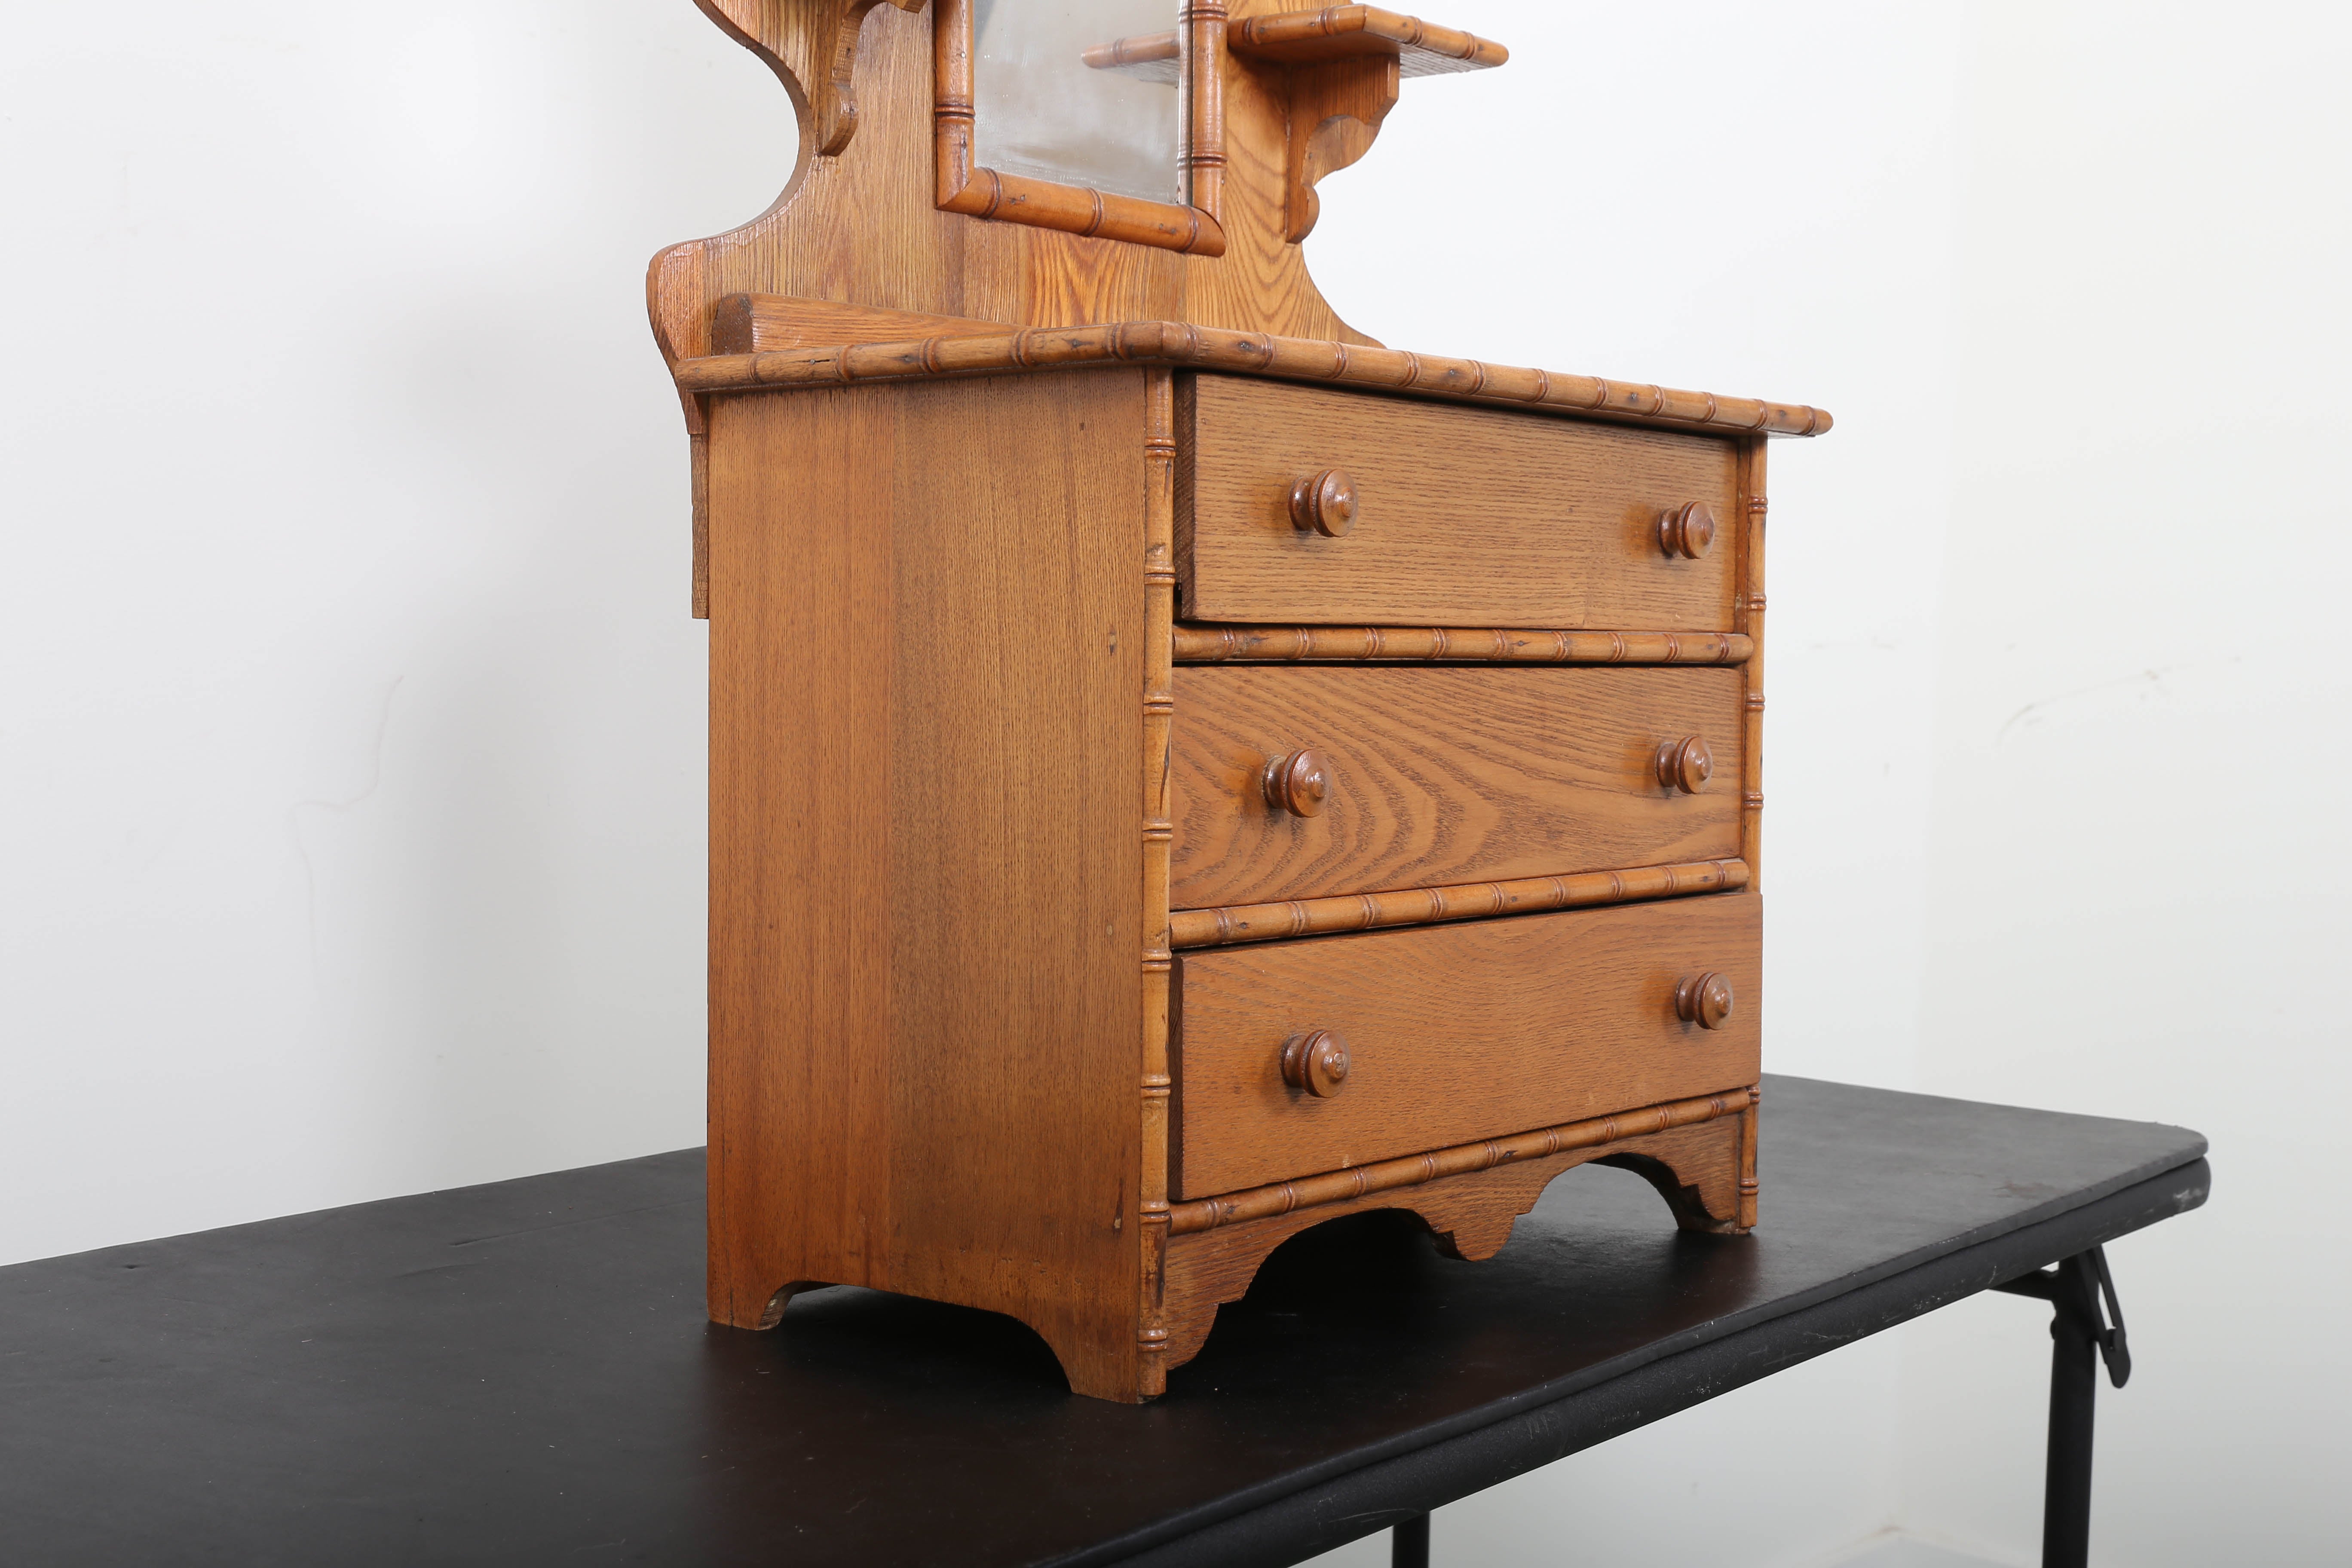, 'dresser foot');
1595,1108,1755,1234
710,1271,1170,1403
705,1280,831,1332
